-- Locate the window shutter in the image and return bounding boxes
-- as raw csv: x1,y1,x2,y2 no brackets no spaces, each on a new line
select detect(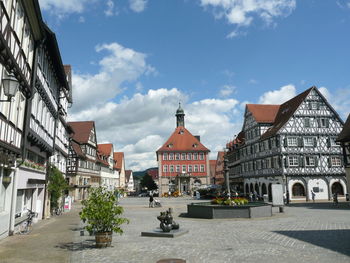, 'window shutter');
313,137,317,147
308,102,312,110
314,156,318,167
284,157,289,168
326,119,329,128
284,137,288,147
300,156,304,167
328,157,332,168
268,139,271,149
327,137,331,148
317,118,321,128
271,158,275,168
276,137,280,147
316,102,320,110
